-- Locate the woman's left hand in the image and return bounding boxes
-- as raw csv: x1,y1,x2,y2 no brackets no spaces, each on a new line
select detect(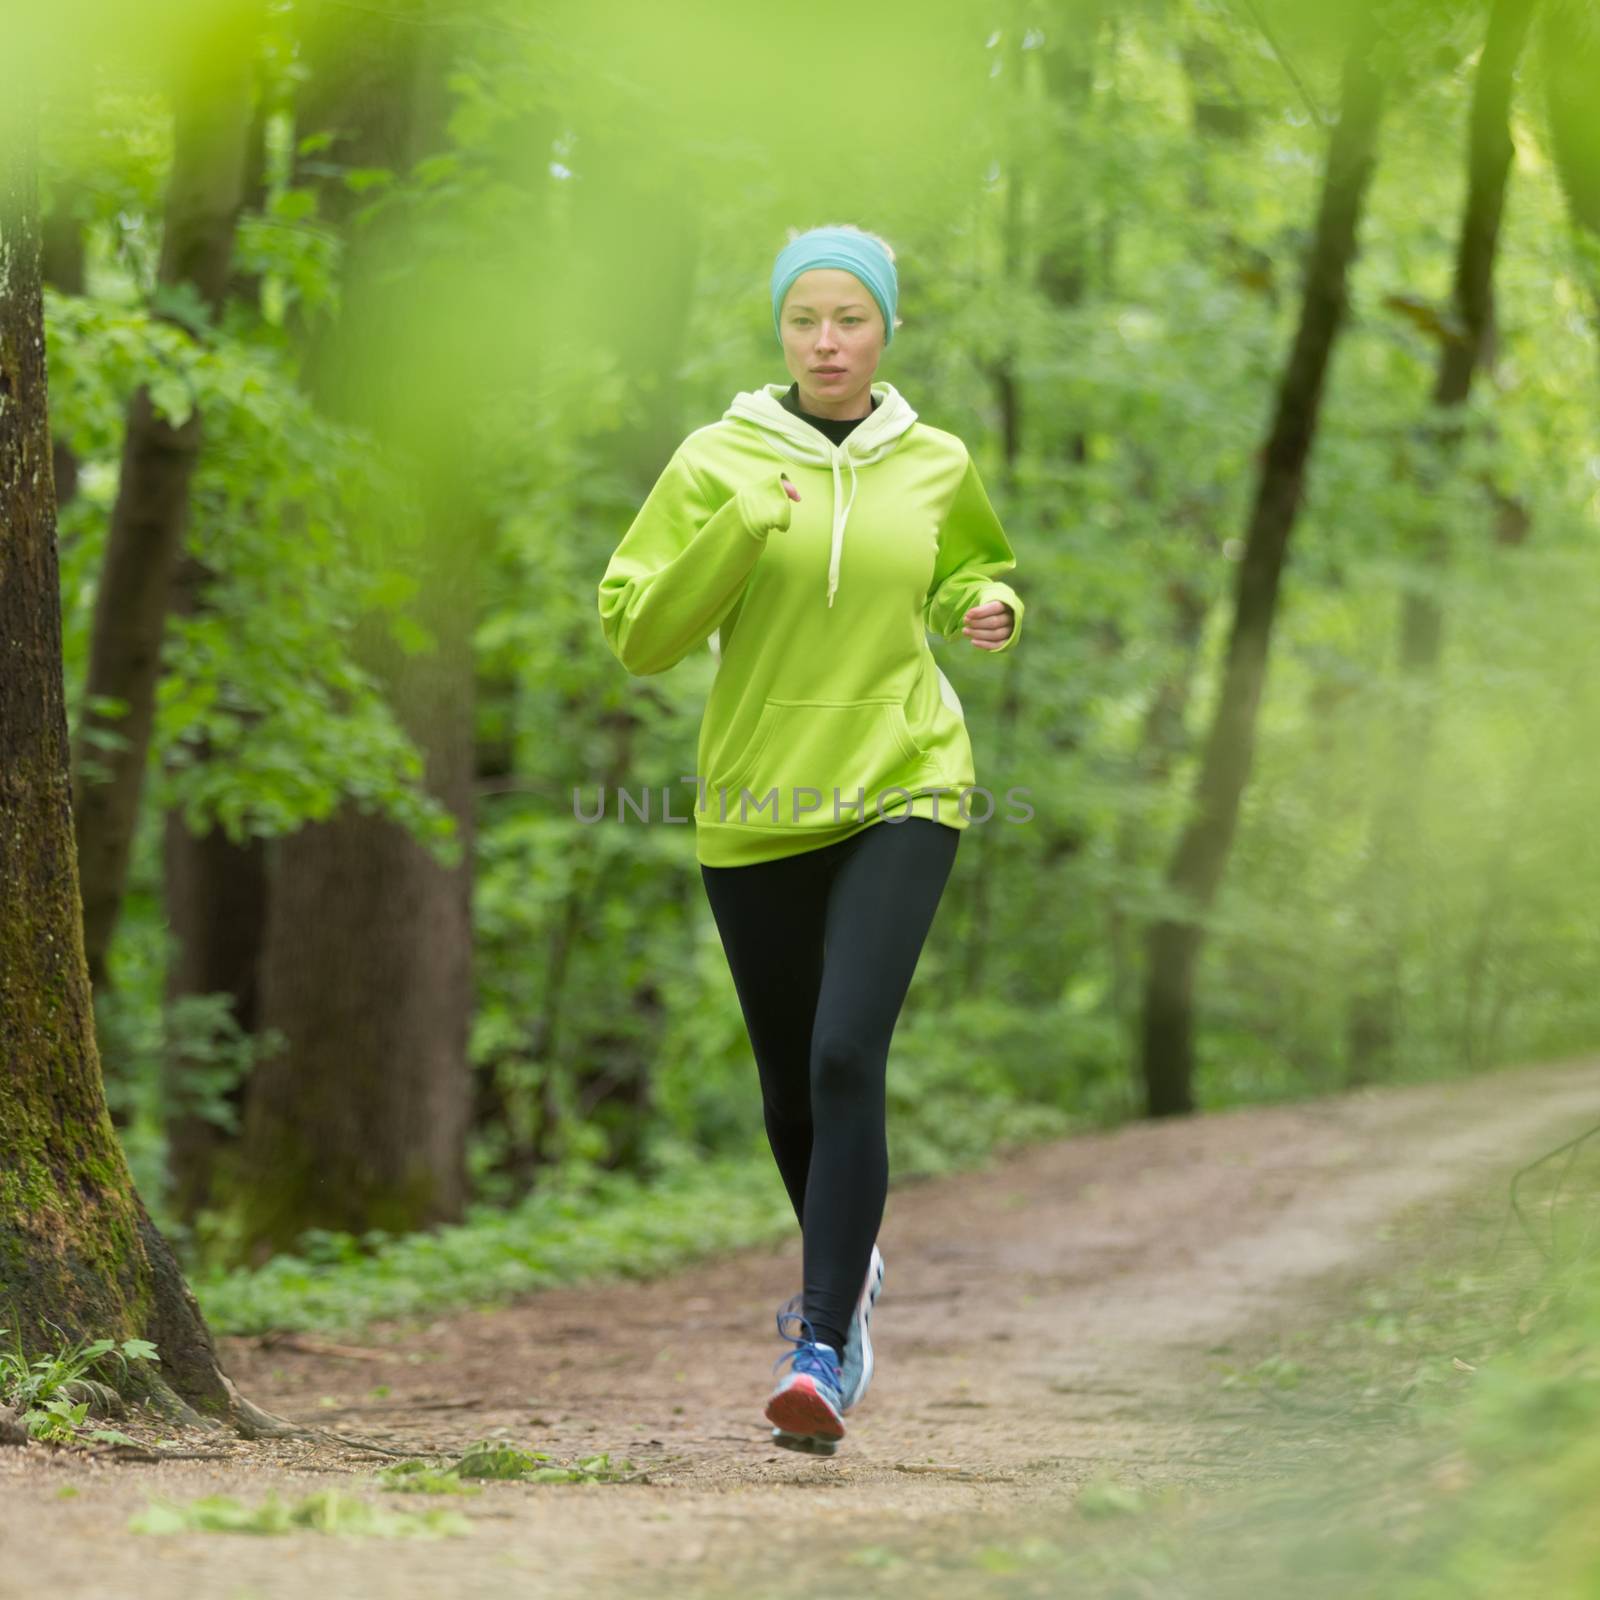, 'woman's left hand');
962,600,1015,650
